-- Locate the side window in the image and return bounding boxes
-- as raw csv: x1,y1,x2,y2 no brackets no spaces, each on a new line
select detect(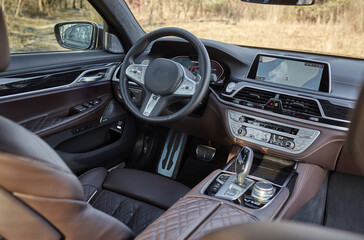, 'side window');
3,0,103,53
